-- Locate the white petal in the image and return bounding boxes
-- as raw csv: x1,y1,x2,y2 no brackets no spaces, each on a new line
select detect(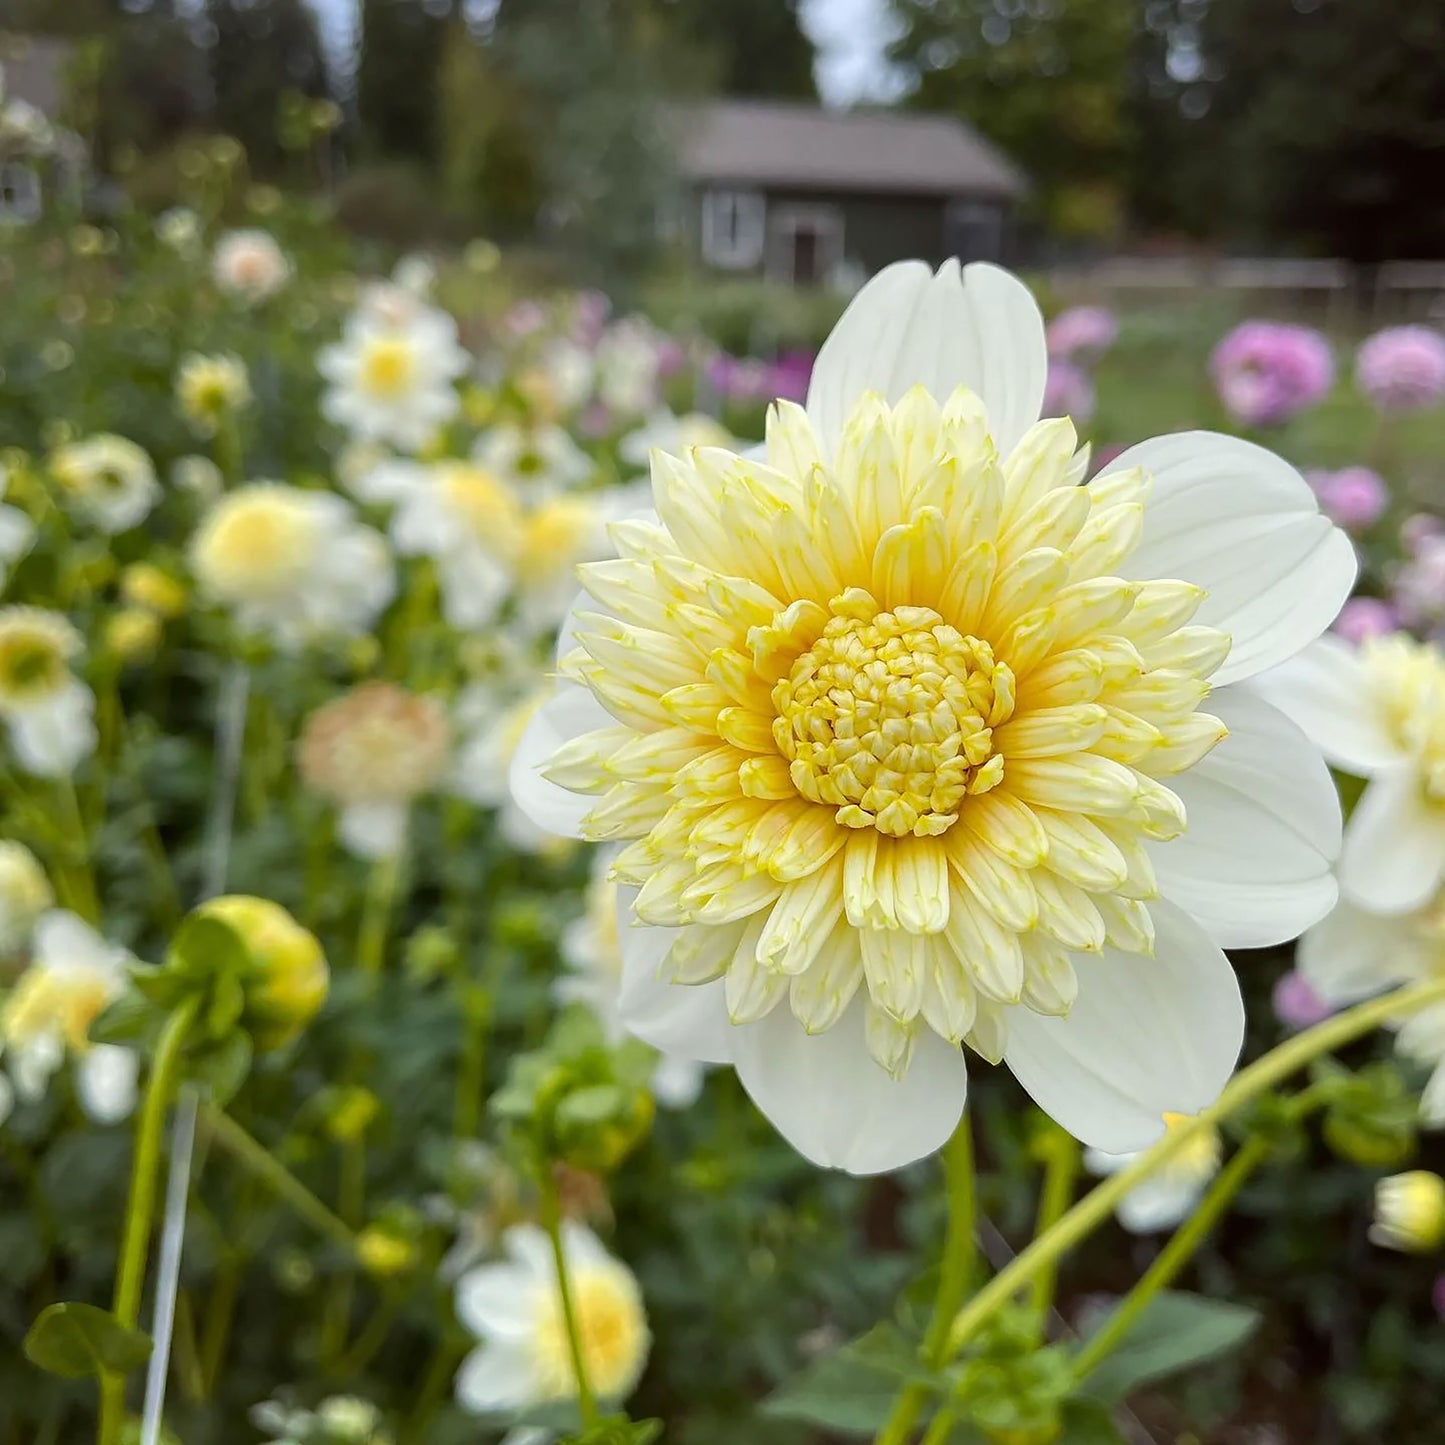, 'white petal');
1298,897,1427,1005
650,1052,706,1107
1004,899,1244,1153
614,889,734,1063
454,1341,538,1413
1249,637,1401,775
1339,767,1445,914
507,683,616,839
805,260,1046,456
1106,433,1356,685
9,681,97,778
76,1046,139,1125
454,1264,539,1342
1116,1175,1202,1234
729,995,968,1175
1151,684,1341,948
